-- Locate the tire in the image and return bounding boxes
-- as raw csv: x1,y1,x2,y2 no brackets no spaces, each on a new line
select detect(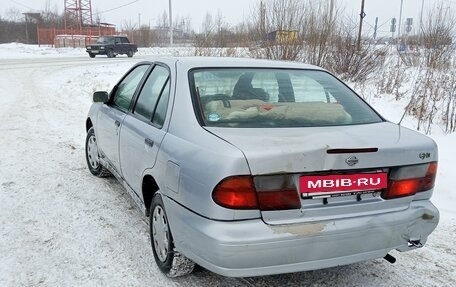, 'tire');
106,49,114,58
150,194,195,277
88,53,95,58
127,50,134,57
85,127,111,177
